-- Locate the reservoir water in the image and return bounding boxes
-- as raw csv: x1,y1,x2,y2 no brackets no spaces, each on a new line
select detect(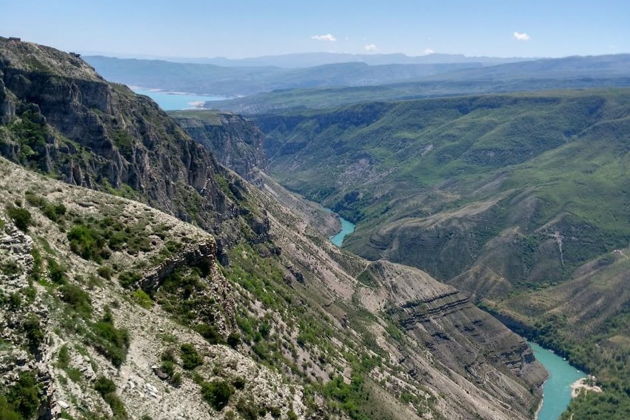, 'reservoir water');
329,215,356,247
131,87,225,111
529,342,586,420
